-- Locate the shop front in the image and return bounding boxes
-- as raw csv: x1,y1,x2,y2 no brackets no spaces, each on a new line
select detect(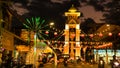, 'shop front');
94,49,120,64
